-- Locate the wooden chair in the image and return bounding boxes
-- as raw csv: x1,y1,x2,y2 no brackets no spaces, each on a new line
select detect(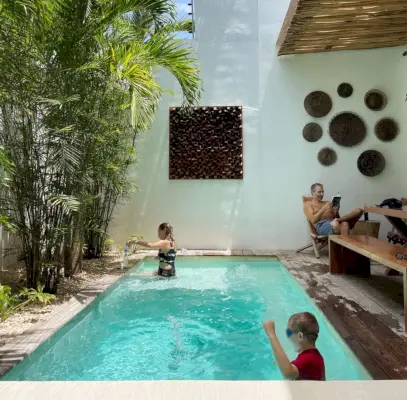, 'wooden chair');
296,196,328,259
